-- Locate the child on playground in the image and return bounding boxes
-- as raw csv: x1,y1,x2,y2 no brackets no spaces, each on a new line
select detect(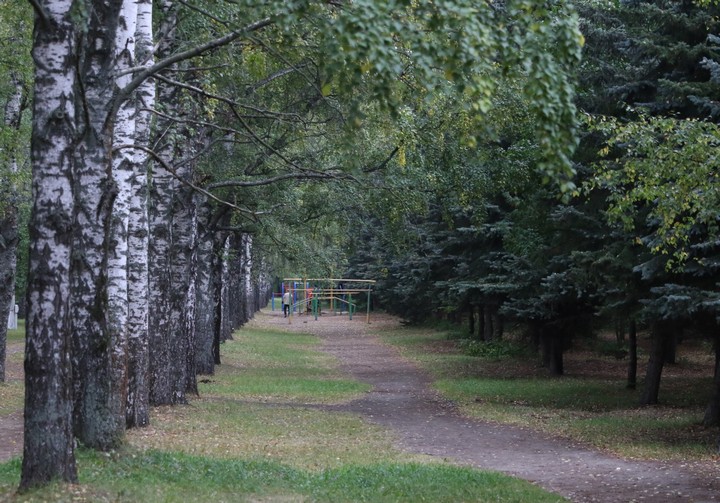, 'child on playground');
282,288,291,317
